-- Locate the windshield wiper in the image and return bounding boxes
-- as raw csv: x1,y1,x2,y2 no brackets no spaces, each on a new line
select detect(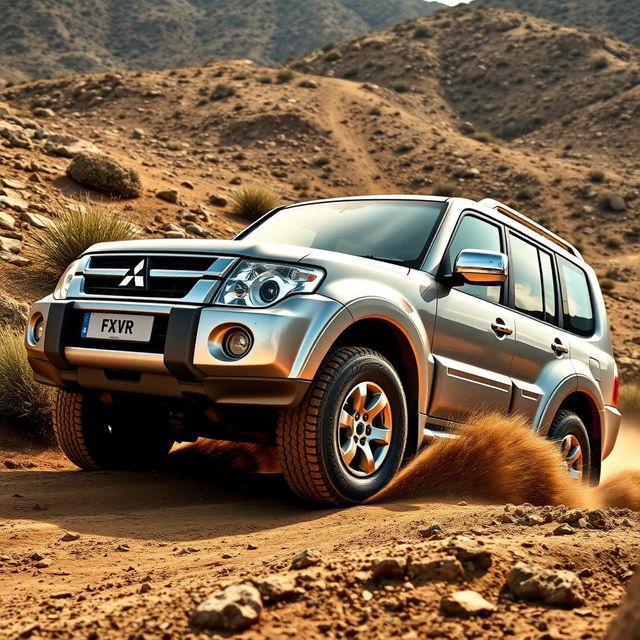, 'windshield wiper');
358,254,408,267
